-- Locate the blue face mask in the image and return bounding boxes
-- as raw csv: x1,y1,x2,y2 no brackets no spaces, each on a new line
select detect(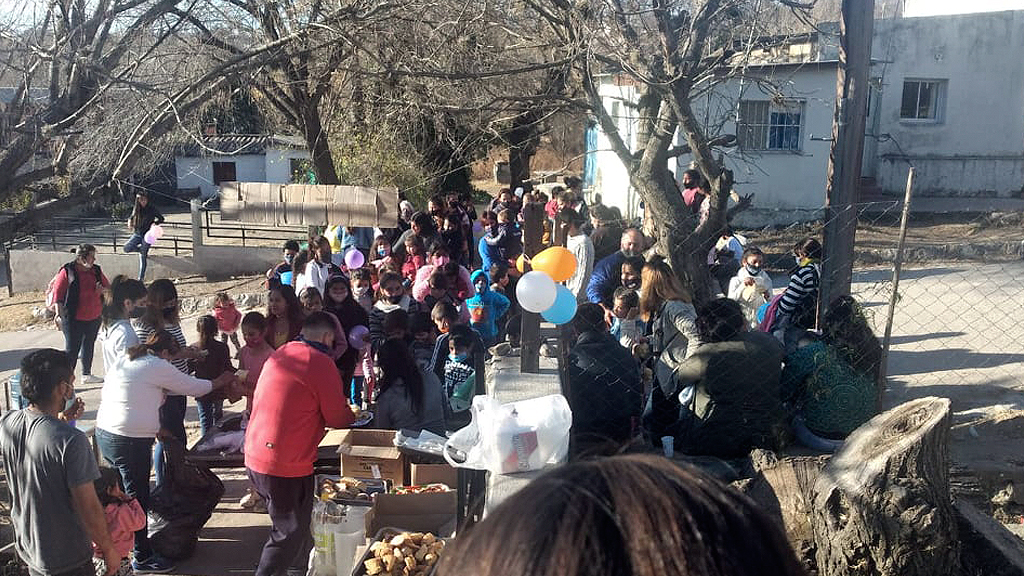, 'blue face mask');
449,352,469,363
